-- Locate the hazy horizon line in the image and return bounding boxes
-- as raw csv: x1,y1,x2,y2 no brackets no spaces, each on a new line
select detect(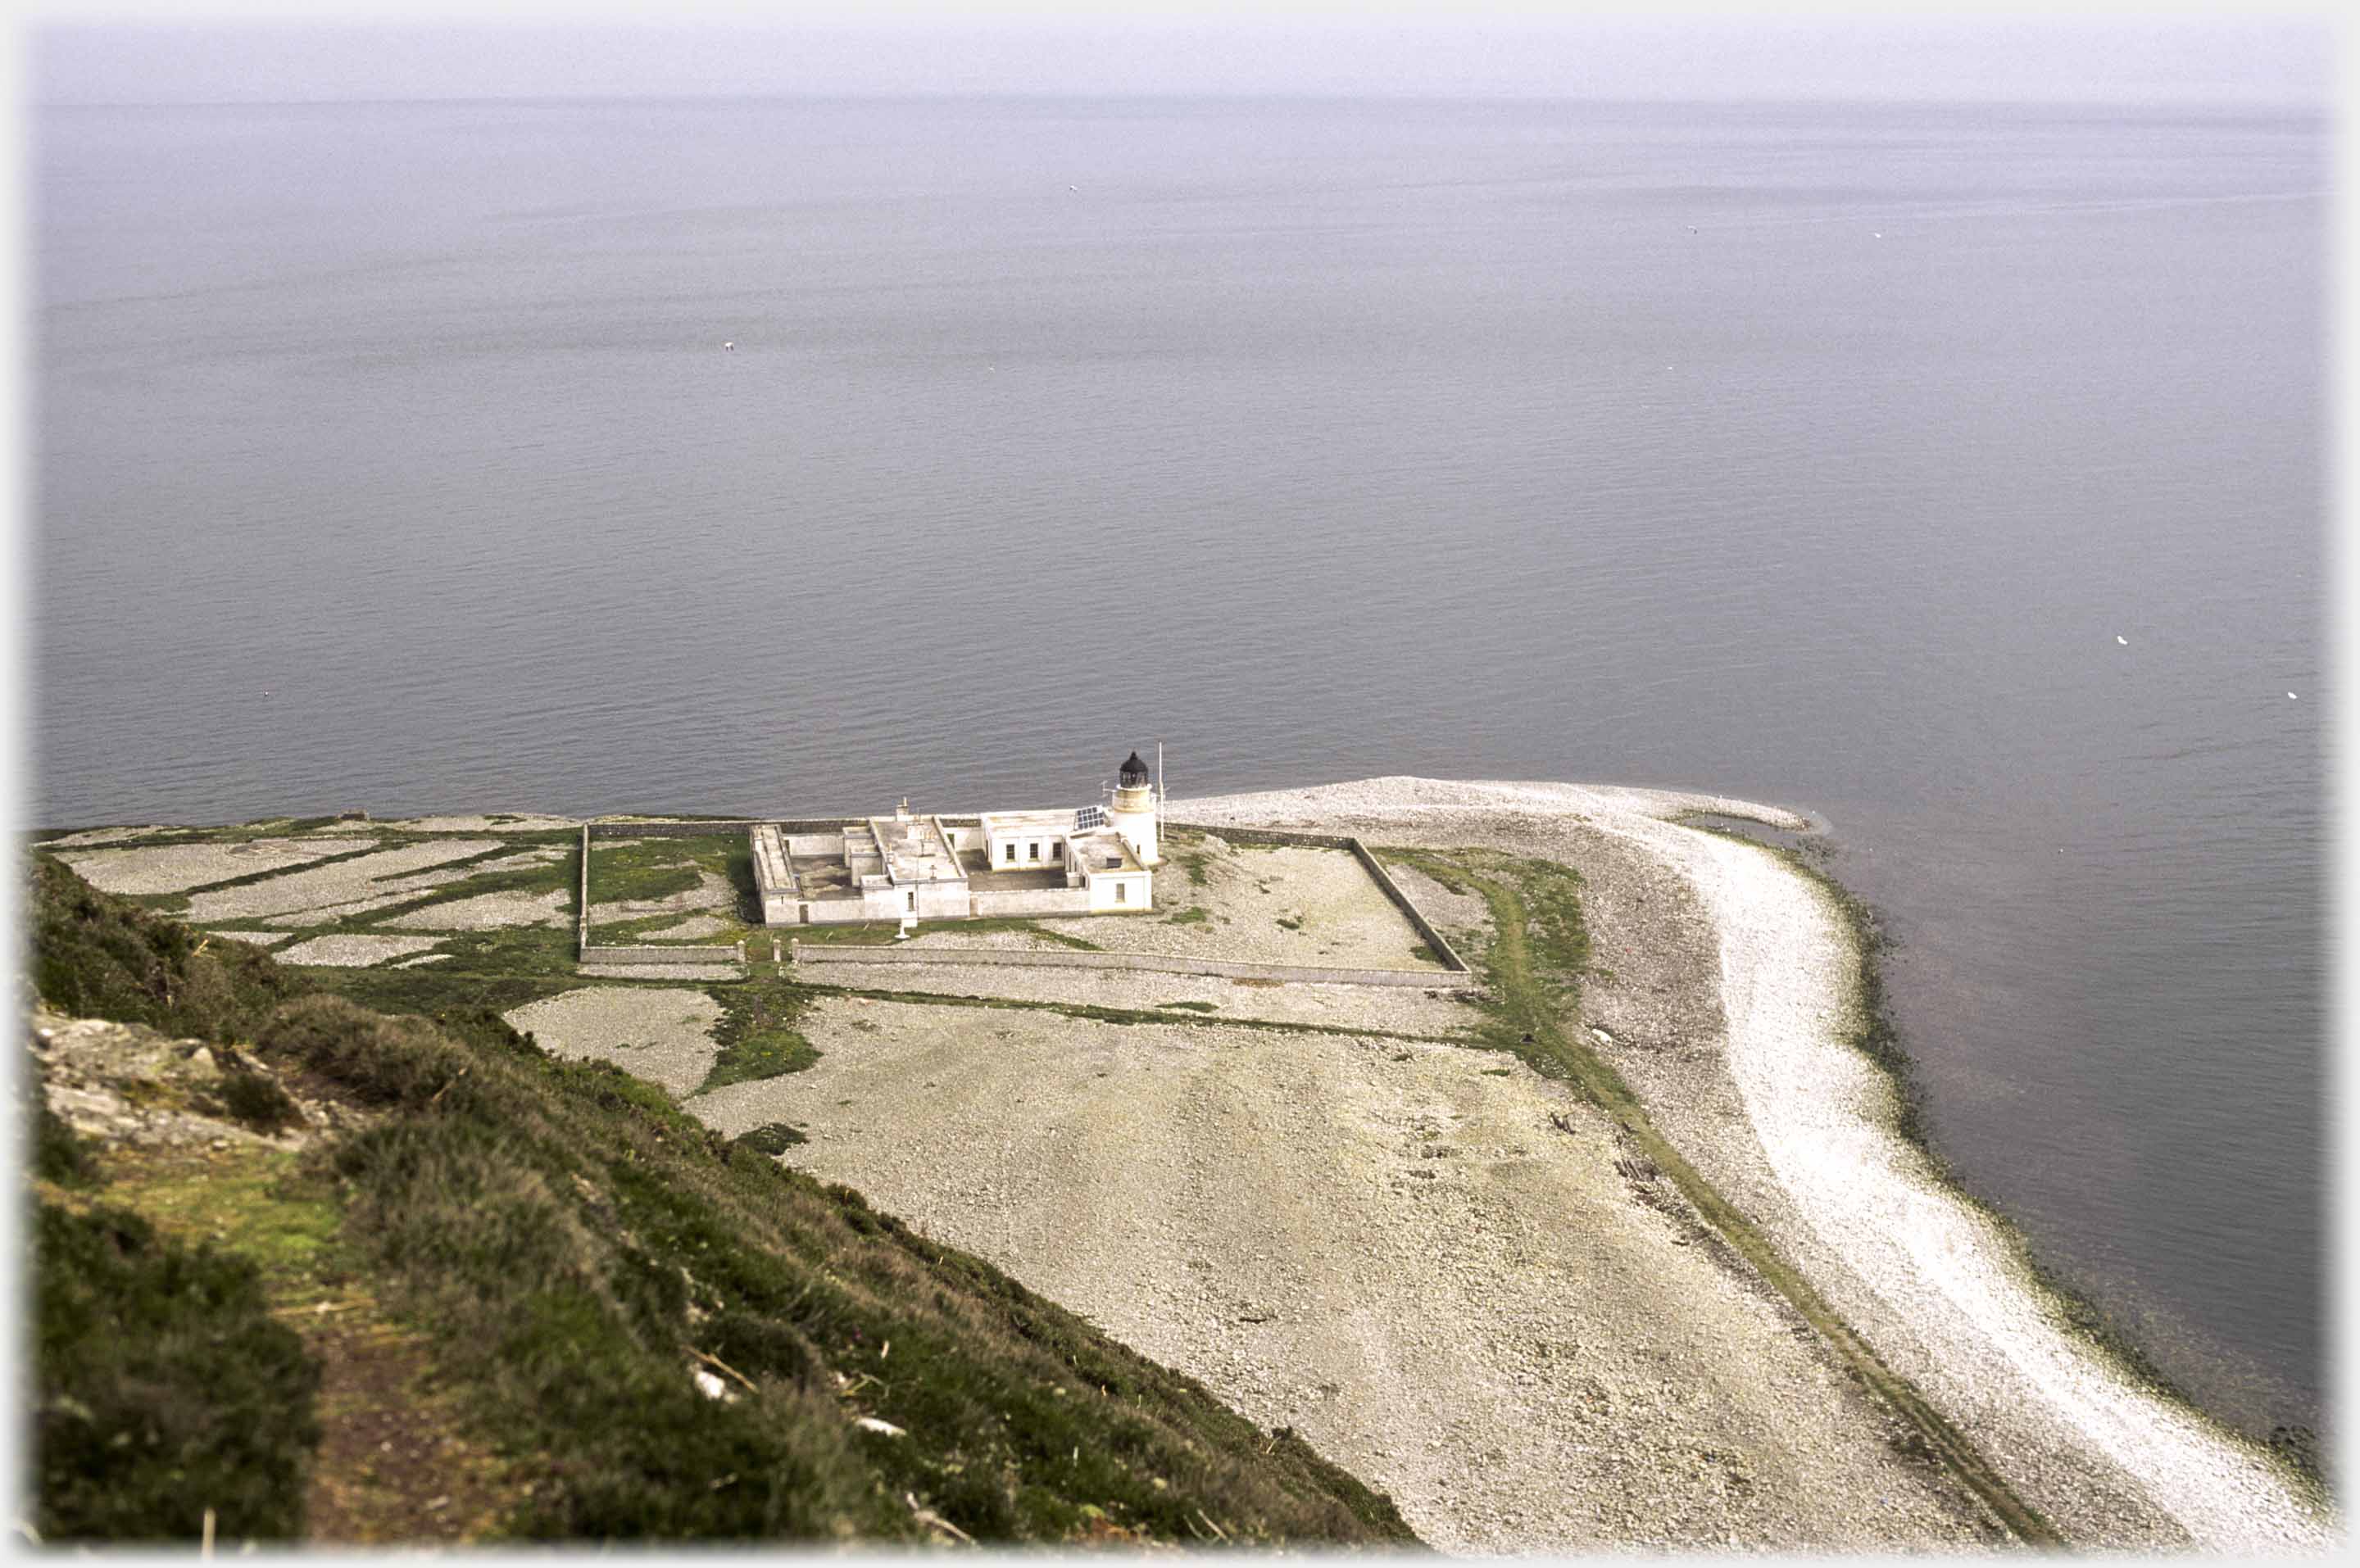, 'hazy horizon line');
32,88,2330,112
